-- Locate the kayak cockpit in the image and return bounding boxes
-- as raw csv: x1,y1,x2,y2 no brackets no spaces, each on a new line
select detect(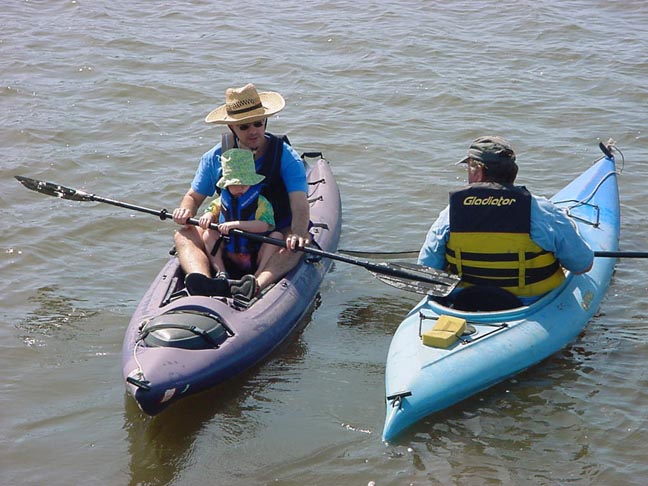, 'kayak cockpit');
425,268,575,316
447,285,523,312
159,262,265,310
